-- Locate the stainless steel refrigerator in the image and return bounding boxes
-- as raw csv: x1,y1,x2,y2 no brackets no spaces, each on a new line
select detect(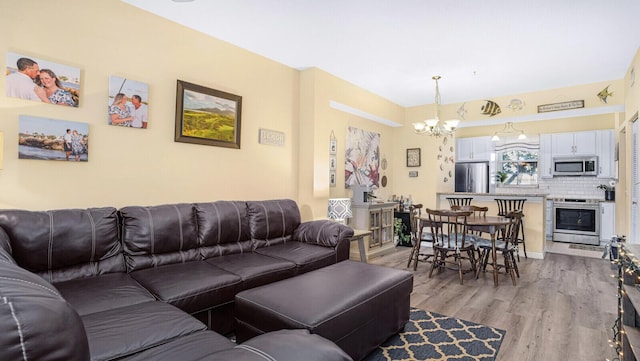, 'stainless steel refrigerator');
454,162,489,193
